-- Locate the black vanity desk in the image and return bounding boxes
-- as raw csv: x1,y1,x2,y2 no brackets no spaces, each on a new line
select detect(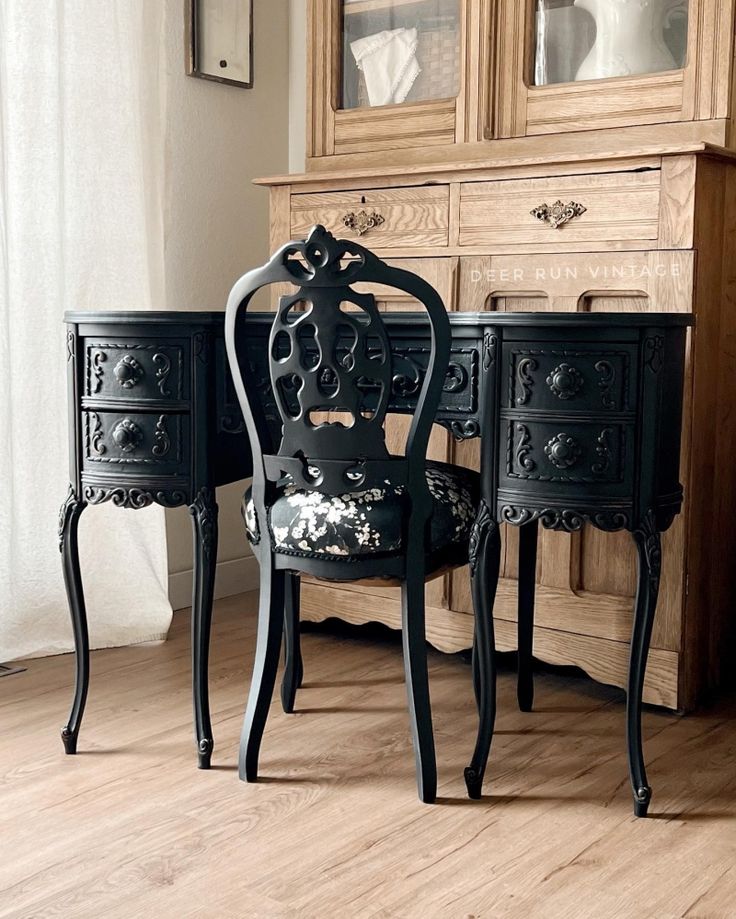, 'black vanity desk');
60,312,250,769
62,310,690,814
